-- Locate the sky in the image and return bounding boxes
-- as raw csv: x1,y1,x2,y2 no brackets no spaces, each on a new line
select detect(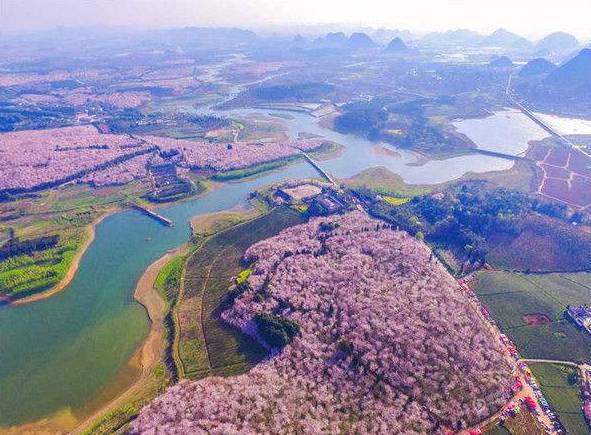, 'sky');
1,0,590,40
